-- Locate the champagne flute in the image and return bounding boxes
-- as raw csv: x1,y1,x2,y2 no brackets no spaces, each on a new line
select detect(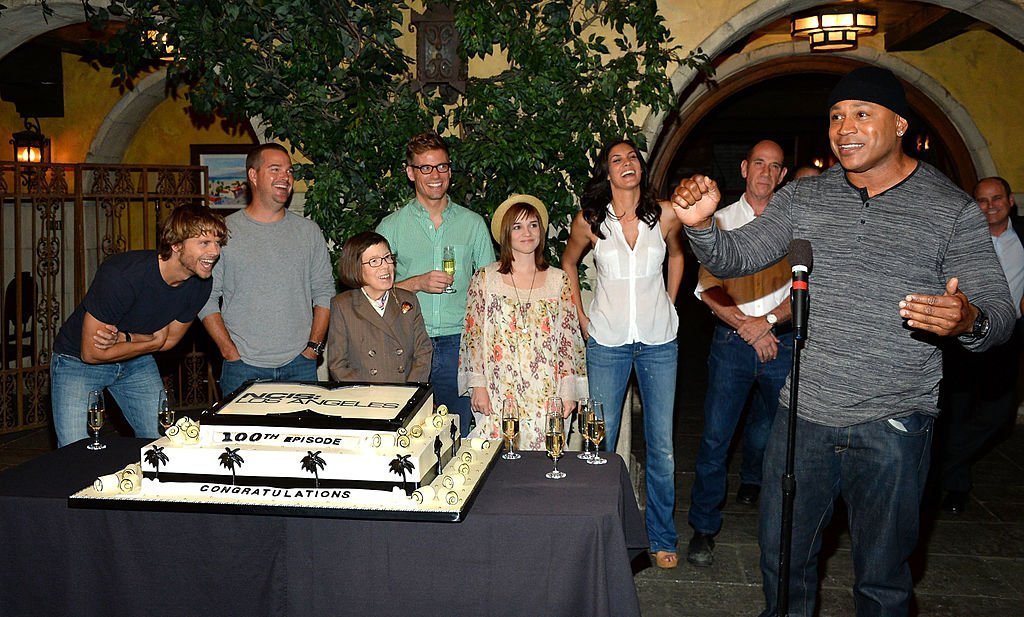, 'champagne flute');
545,397,566,479
158,389,176,435
577,397,594,460
587,401,608,465
86,389,106,451
500,398,521,460
442,245,456,294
